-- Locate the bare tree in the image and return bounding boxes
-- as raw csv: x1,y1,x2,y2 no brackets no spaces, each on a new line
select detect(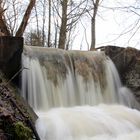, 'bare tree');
90,0,100,50
16,0,36,37
0,1,10,35
0,0,36,37
58,0,68,49
24,29,43,46
98,1,140,47
48,0,52,47
57,0,88,49
34,3,40,41
41,0,47,46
